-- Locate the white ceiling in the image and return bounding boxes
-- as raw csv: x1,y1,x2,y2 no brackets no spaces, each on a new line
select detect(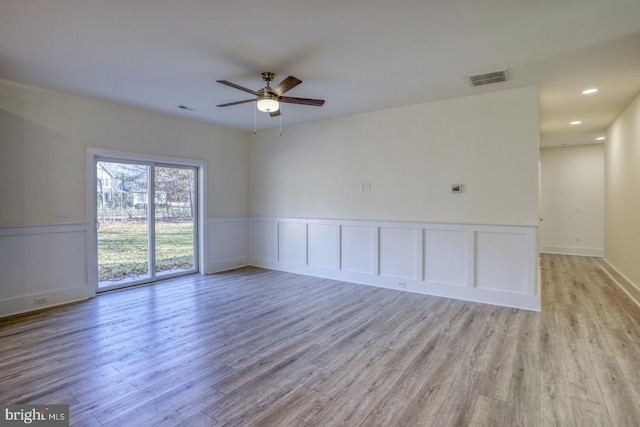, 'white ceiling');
1,0,639,147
